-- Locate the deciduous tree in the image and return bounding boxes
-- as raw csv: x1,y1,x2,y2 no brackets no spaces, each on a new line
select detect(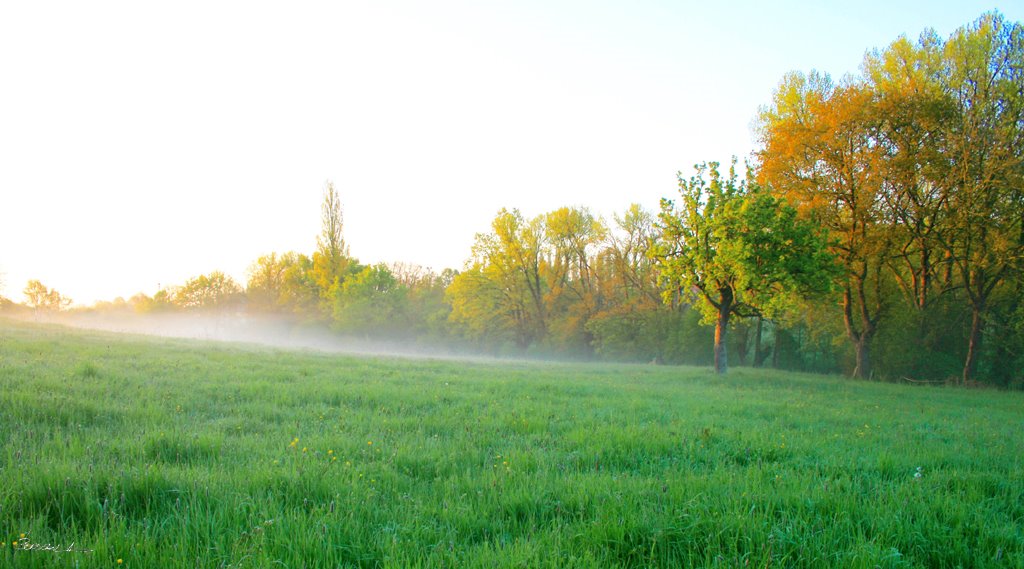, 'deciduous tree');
448,209,547,350
543,206,607,352
332,264,408,336
758,74,892,379
656,161,836,374
173,271,243,310
23,280,71,312
932,13,1024,382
